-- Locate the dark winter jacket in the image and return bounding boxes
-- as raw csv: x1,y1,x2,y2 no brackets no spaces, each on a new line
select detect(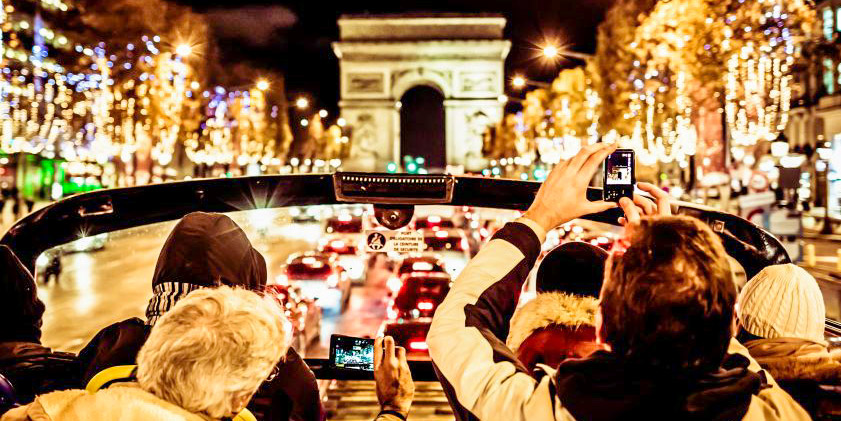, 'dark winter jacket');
744,337,841,419
428,218,810,421
77,212,323,421
0,246,77,404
